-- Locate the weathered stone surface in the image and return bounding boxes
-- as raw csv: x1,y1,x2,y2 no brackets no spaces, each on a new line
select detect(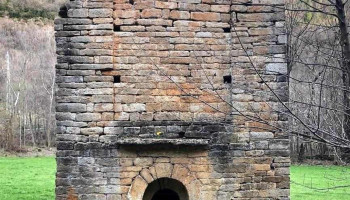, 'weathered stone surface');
140,169,154,183
122,104,146,112
76,113,101,122
266,63,288,75
128,176,148,200
155,163,173,178
55,0,289,199
81,127,103,135
56,103,86,112
191,12,220,21
104,127,123,135
170,10,190,20
134,158,153,166
250,132,275,140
